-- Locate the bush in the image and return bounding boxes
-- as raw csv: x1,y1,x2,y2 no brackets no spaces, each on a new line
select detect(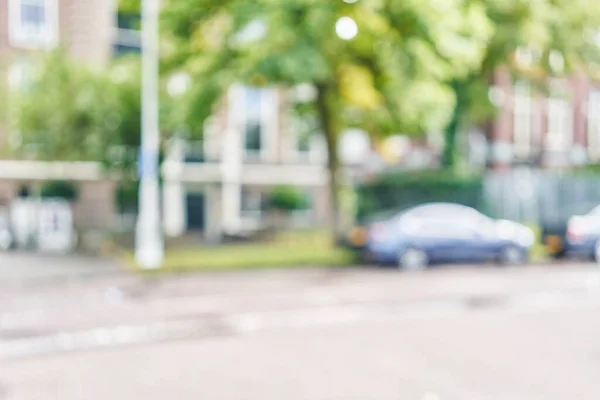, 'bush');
39,180,78,201
267,185,308,212
356,170,485,222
